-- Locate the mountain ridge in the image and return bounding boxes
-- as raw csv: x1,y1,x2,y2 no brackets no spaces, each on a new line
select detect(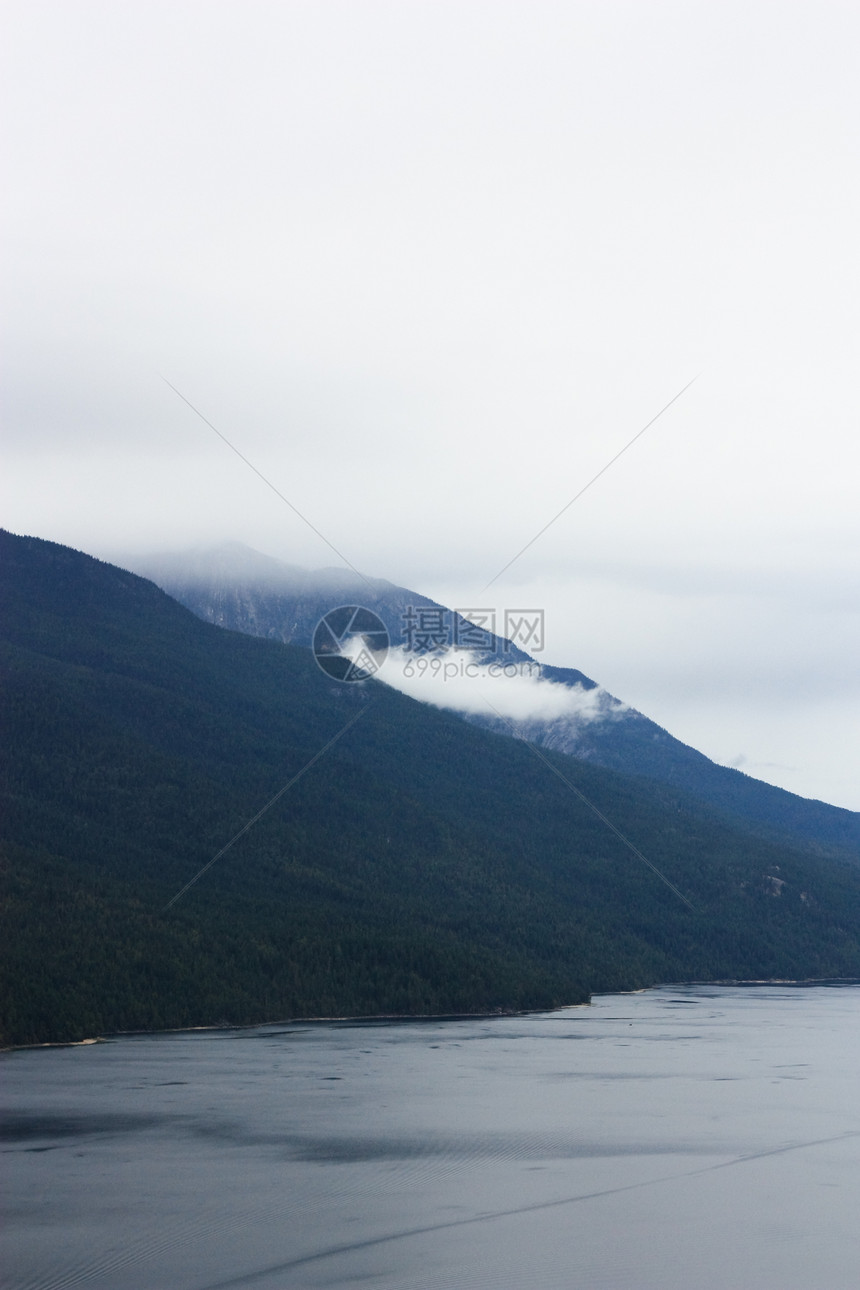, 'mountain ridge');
121,540,860,857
